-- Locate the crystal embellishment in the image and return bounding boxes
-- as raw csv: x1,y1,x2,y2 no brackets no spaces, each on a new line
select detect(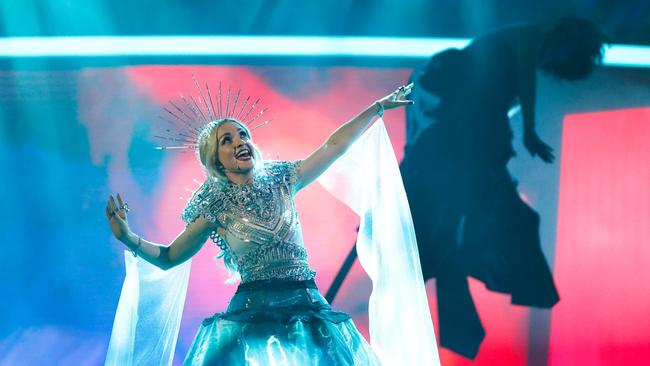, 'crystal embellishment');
181,161,315,282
